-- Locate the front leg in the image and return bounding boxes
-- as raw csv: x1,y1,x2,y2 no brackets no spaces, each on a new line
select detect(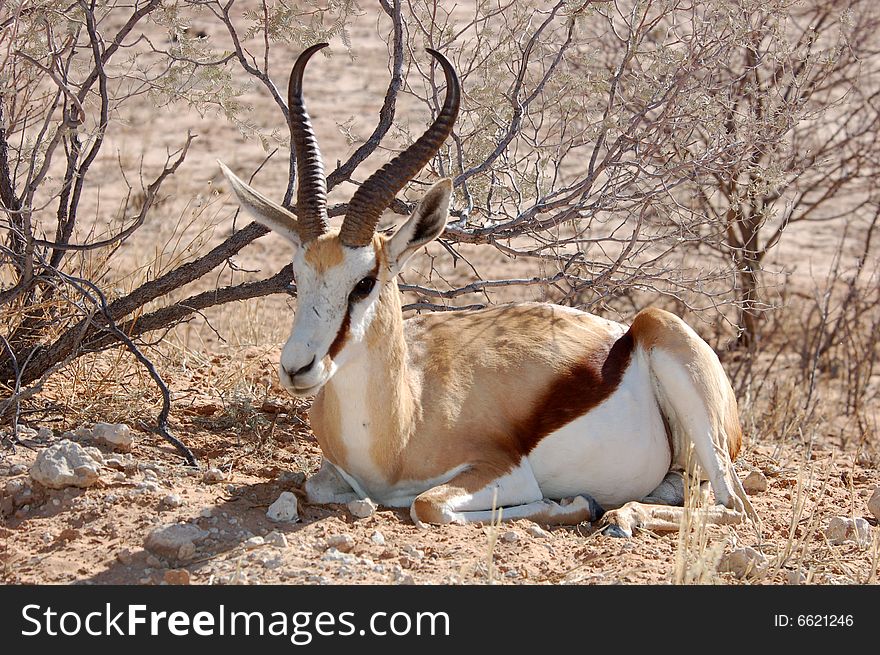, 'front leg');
304,458,360,505
410,460,603,527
